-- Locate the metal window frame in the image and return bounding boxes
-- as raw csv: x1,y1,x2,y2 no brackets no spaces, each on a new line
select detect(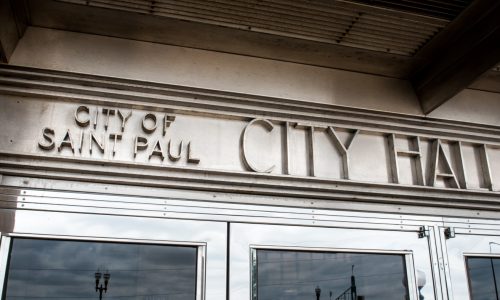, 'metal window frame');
0,187,453,300
249,245,417,300
0,235,10,300
229,223,430,300
0,187,442,230
438,224,500,300
463,254,500,300
0,233,208,300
